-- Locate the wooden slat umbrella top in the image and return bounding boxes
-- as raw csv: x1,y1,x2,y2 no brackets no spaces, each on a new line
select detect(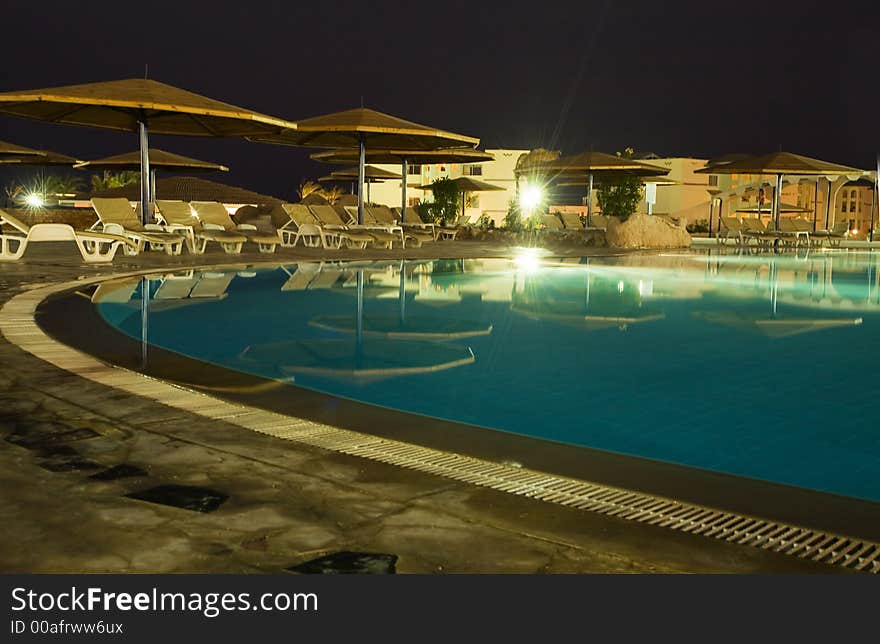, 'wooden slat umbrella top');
556,175,678,187
416,176,506,192
0,139,47,158
324,165,402,180
695,151,864,175
518,150,669,176
0,79,297,136
310,148,494,165
0,149,81,165
253,107,479,150
74,148,228,172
